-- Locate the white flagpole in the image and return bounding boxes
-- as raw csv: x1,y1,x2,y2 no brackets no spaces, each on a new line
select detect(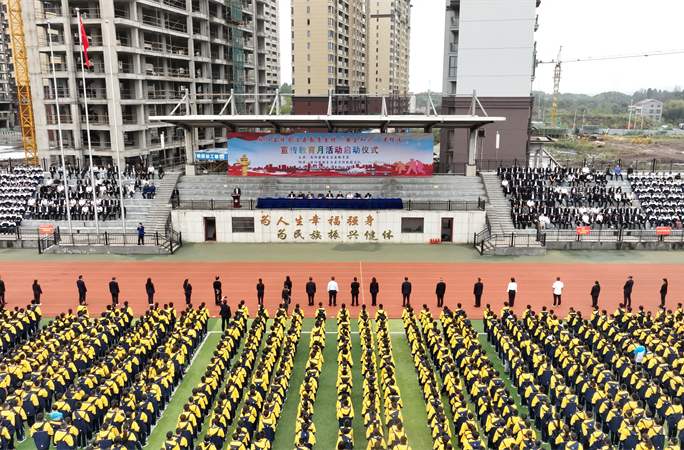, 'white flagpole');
76,8,100,233
103,19,126,233
47,20,73,234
